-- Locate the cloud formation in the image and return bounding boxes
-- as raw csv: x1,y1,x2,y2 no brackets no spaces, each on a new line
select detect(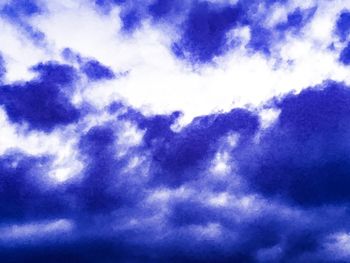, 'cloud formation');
1,0,350,262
